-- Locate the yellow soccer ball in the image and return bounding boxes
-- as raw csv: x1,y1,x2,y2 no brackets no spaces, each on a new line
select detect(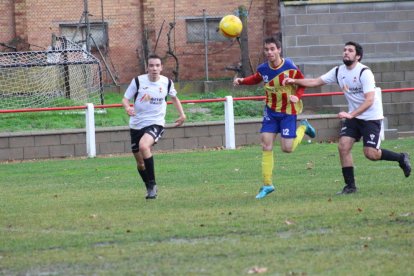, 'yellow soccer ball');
219,15,243,39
